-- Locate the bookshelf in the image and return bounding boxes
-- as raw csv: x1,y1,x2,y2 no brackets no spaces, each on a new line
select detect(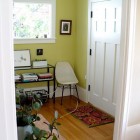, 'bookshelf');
15,64,56,103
